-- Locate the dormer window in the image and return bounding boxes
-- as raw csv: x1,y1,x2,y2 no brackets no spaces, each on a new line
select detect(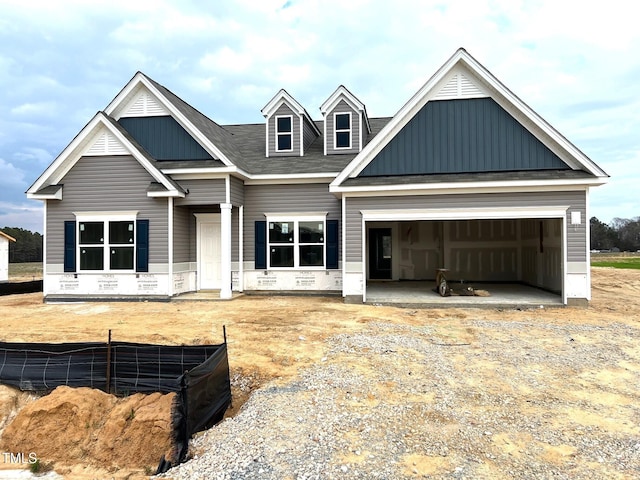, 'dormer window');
335,113,352,149
276,116,293,151
321,86,370,155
